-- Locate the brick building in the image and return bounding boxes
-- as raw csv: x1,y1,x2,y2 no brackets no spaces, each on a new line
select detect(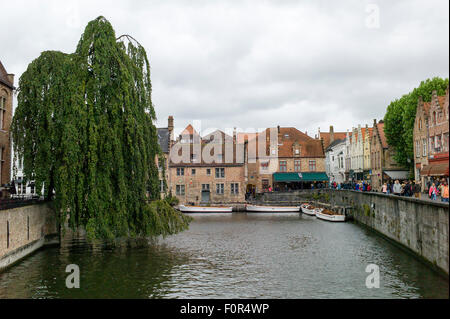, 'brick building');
0,60,13,188
370,119,408,190
414,88,449,189
246,127,327,191
168,125,246,205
